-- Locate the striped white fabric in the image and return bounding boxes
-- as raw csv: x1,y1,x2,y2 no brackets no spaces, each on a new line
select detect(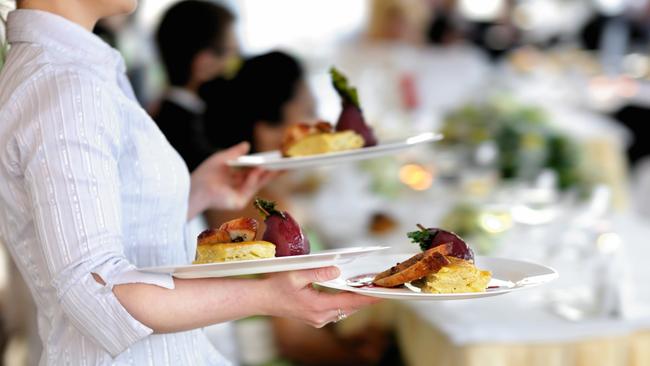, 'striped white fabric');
0,9,229,365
